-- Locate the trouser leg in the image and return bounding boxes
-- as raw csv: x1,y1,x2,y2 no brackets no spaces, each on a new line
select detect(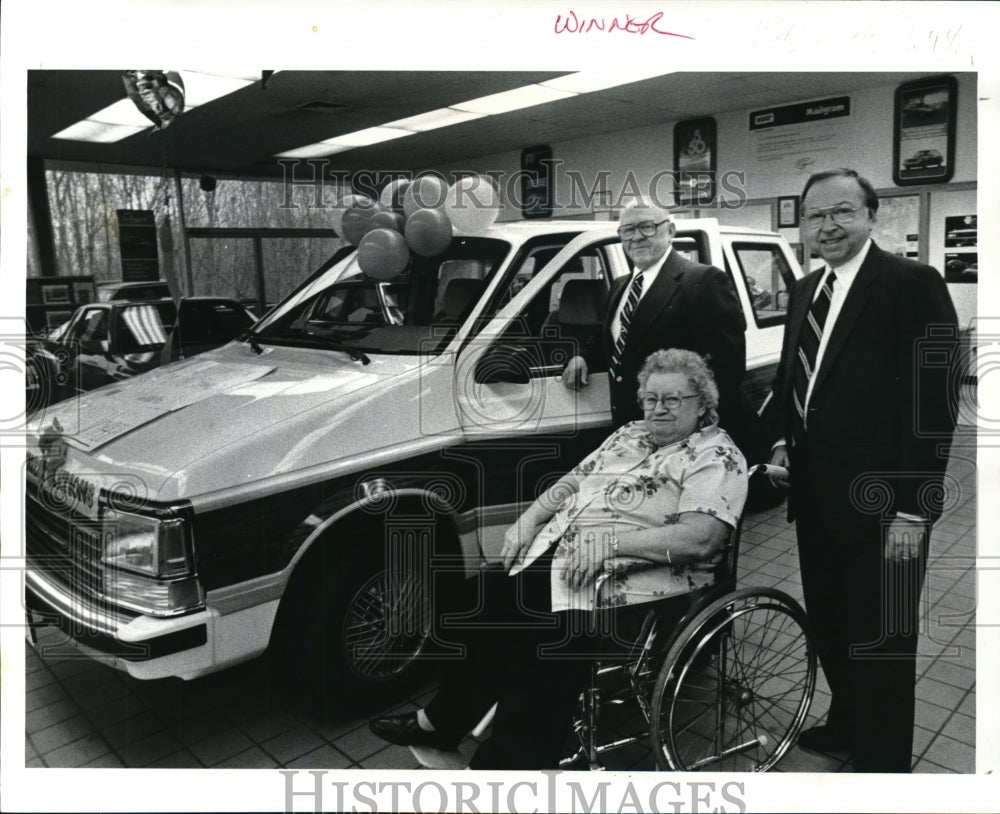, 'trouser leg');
423,560,557,739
